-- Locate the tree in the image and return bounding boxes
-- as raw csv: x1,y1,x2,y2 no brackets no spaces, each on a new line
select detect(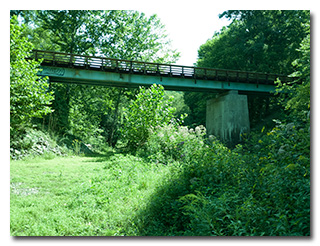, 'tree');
216,10,310,74
183,92,215,127
164,91,191,121
121,84,176,151
14,10,180,146
186,10,310,128
97,11,180,63
10,16,53,138
277,23,310,122
34,10,93,54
